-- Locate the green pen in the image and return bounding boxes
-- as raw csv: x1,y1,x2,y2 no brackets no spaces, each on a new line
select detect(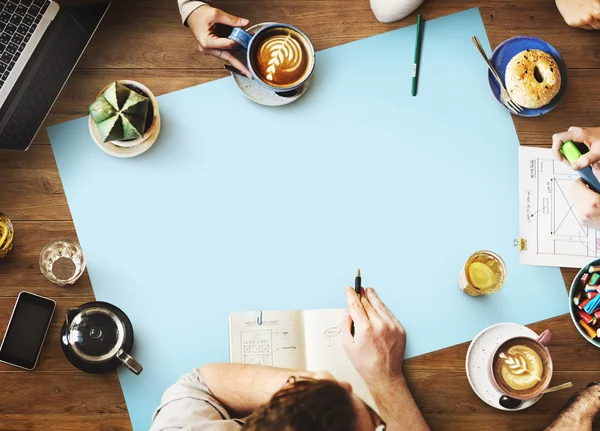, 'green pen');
411,14,424,97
